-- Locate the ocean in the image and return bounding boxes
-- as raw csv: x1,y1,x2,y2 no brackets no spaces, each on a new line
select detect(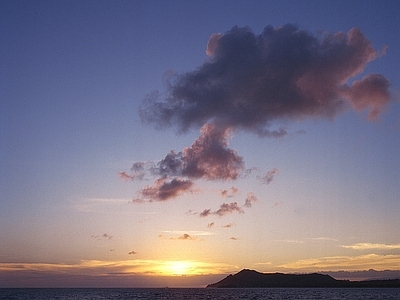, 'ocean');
1,288,400,300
